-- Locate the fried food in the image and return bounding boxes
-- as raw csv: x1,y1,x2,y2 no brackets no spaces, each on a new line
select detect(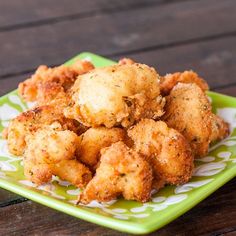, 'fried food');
163,83,212,157
6,105,84,156
25,123,79,164
163,83,229,157
36,81,68,106
64,63,165,128
210,114,230,143
77,127,126,169
24,123,92,187
3,57,230,204
18,59,94,103
160,71,209,96
128,119,194,185
79,142,153,204
24,161,52,185
52,160,92,187
118,58,135,65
